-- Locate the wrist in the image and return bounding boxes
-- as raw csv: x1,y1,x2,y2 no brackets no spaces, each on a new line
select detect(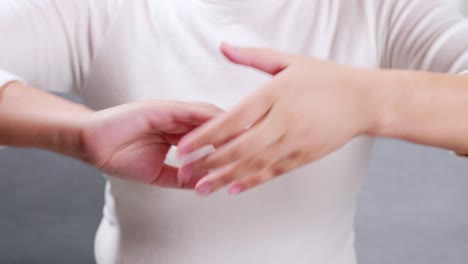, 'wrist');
51,105,94,161
349,68,394,138
360,69,403,138
0,81,94,159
